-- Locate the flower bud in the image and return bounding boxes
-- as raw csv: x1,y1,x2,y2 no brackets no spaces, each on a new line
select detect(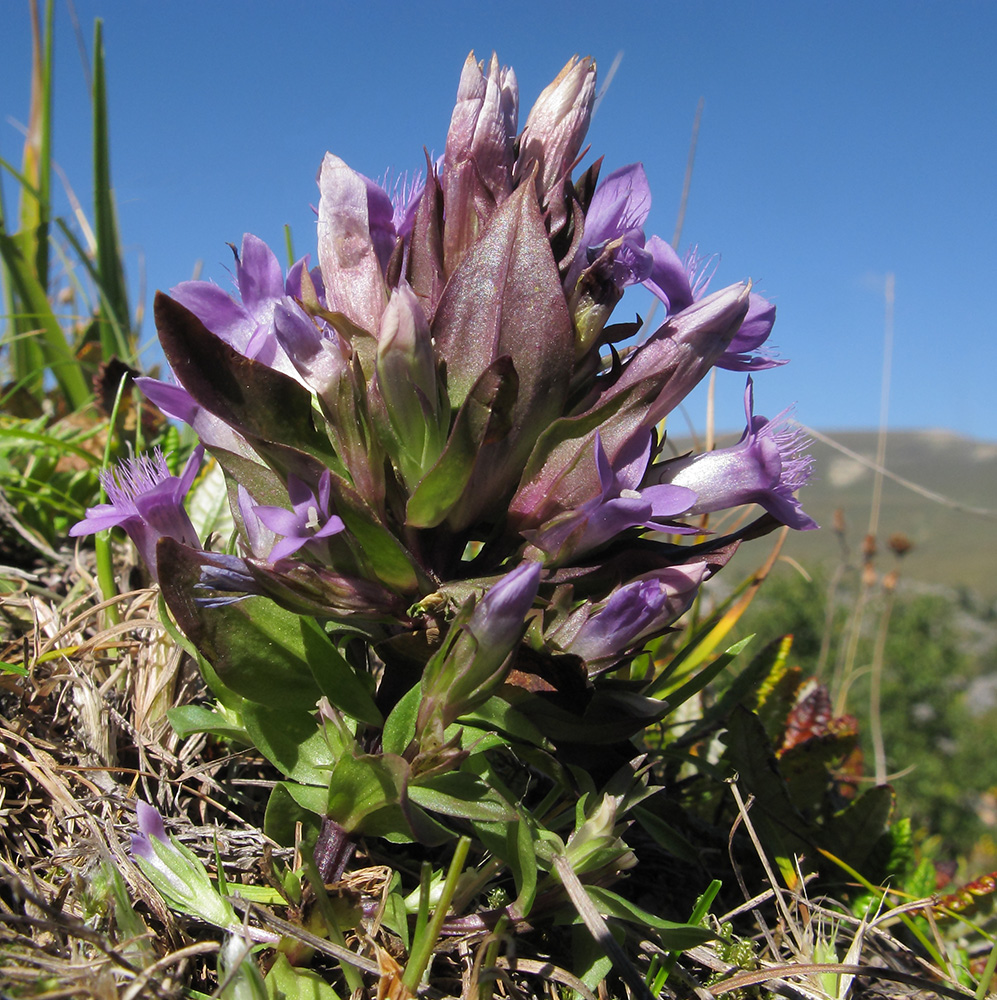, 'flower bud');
514,56,596,221
559,564,708,670
418,562,541,734
131,800,239,931
373,282,447,488
443,52,519,272
317,153,390,335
